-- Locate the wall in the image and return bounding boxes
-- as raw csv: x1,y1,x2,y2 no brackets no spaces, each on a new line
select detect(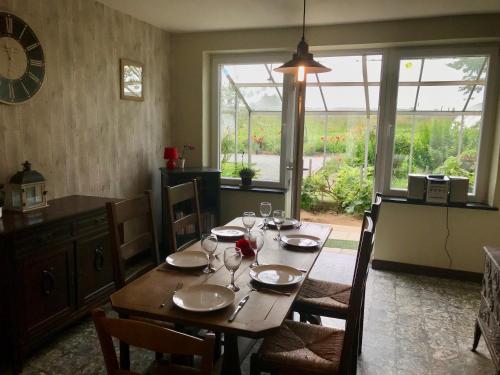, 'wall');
0,0,171,205
171,14,500,273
